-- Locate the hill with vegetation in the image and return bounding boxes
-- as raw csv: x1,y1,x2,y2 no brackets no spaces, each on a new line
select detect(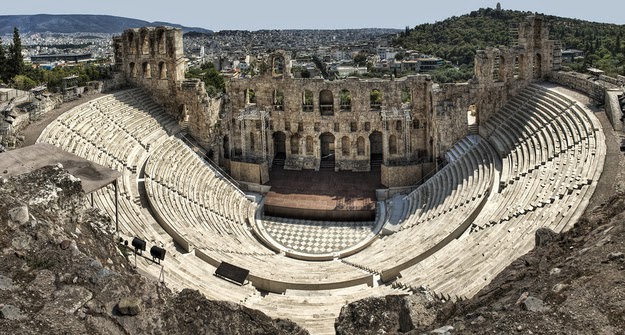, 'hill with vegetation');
393,6,625,82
